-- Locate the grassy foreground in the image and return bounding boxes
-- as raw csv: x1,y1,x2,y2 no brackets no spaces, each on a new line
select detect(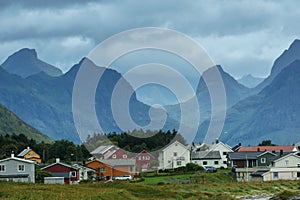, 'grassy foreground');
0,174,300,200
